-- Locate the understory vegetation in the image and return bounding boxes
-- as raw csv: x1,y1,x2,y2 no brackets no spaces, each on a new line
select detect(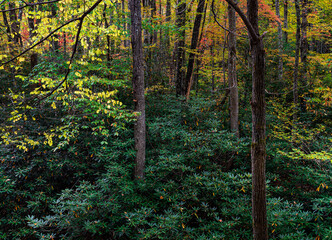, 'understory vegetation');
1,59,331,239
1,0,331,239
